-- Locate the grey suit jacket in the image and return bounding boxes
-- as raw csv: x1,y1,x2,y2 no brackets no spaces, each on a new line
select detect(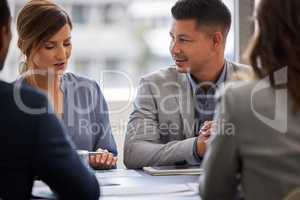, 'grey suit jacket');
124,60,250,169
199,79,300,200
